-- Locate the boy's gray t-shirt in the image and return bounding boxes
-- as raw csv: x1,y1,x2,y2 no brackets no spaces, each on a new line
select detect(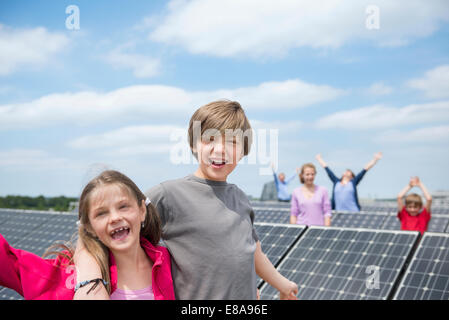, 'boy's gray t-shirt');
145,174,259,300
